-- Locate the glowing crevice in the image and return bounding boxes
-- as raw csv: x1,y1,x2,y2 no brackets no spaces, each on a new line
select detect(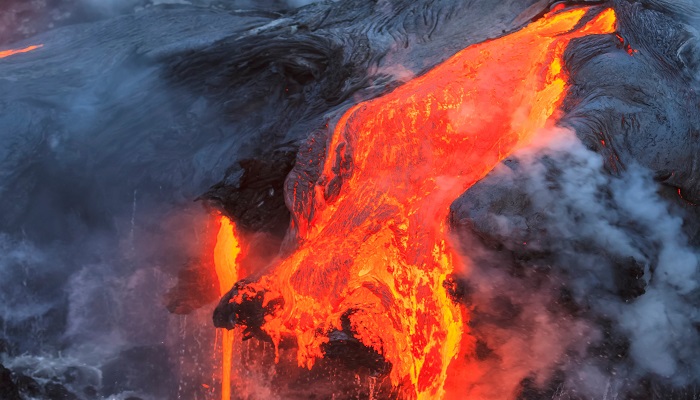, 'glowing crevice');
213,216,243,400
0,44,43,59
